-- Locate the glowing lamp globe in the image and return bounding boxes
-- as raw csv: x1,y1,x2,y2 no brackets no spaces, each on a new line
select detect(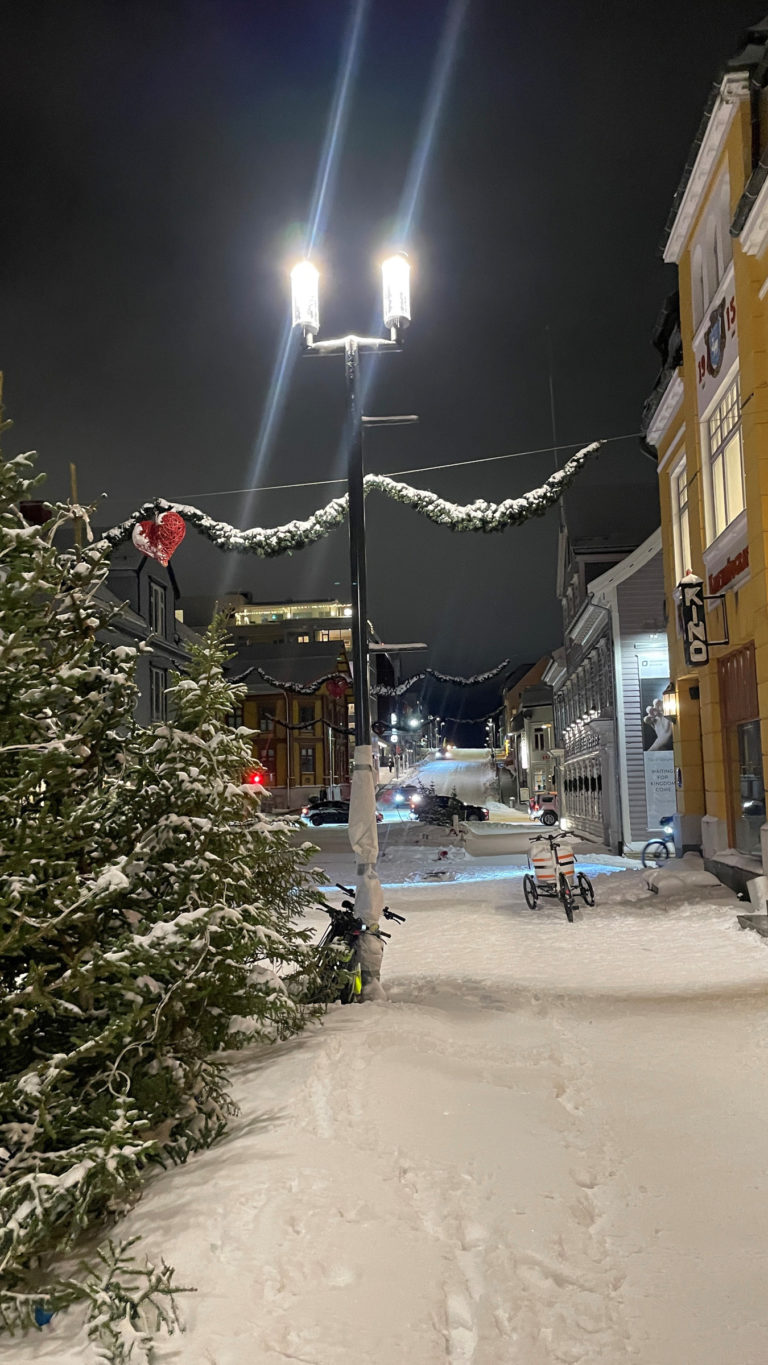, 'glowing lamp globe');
382,253,411,331
662,683,678,720
291,260,320,334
